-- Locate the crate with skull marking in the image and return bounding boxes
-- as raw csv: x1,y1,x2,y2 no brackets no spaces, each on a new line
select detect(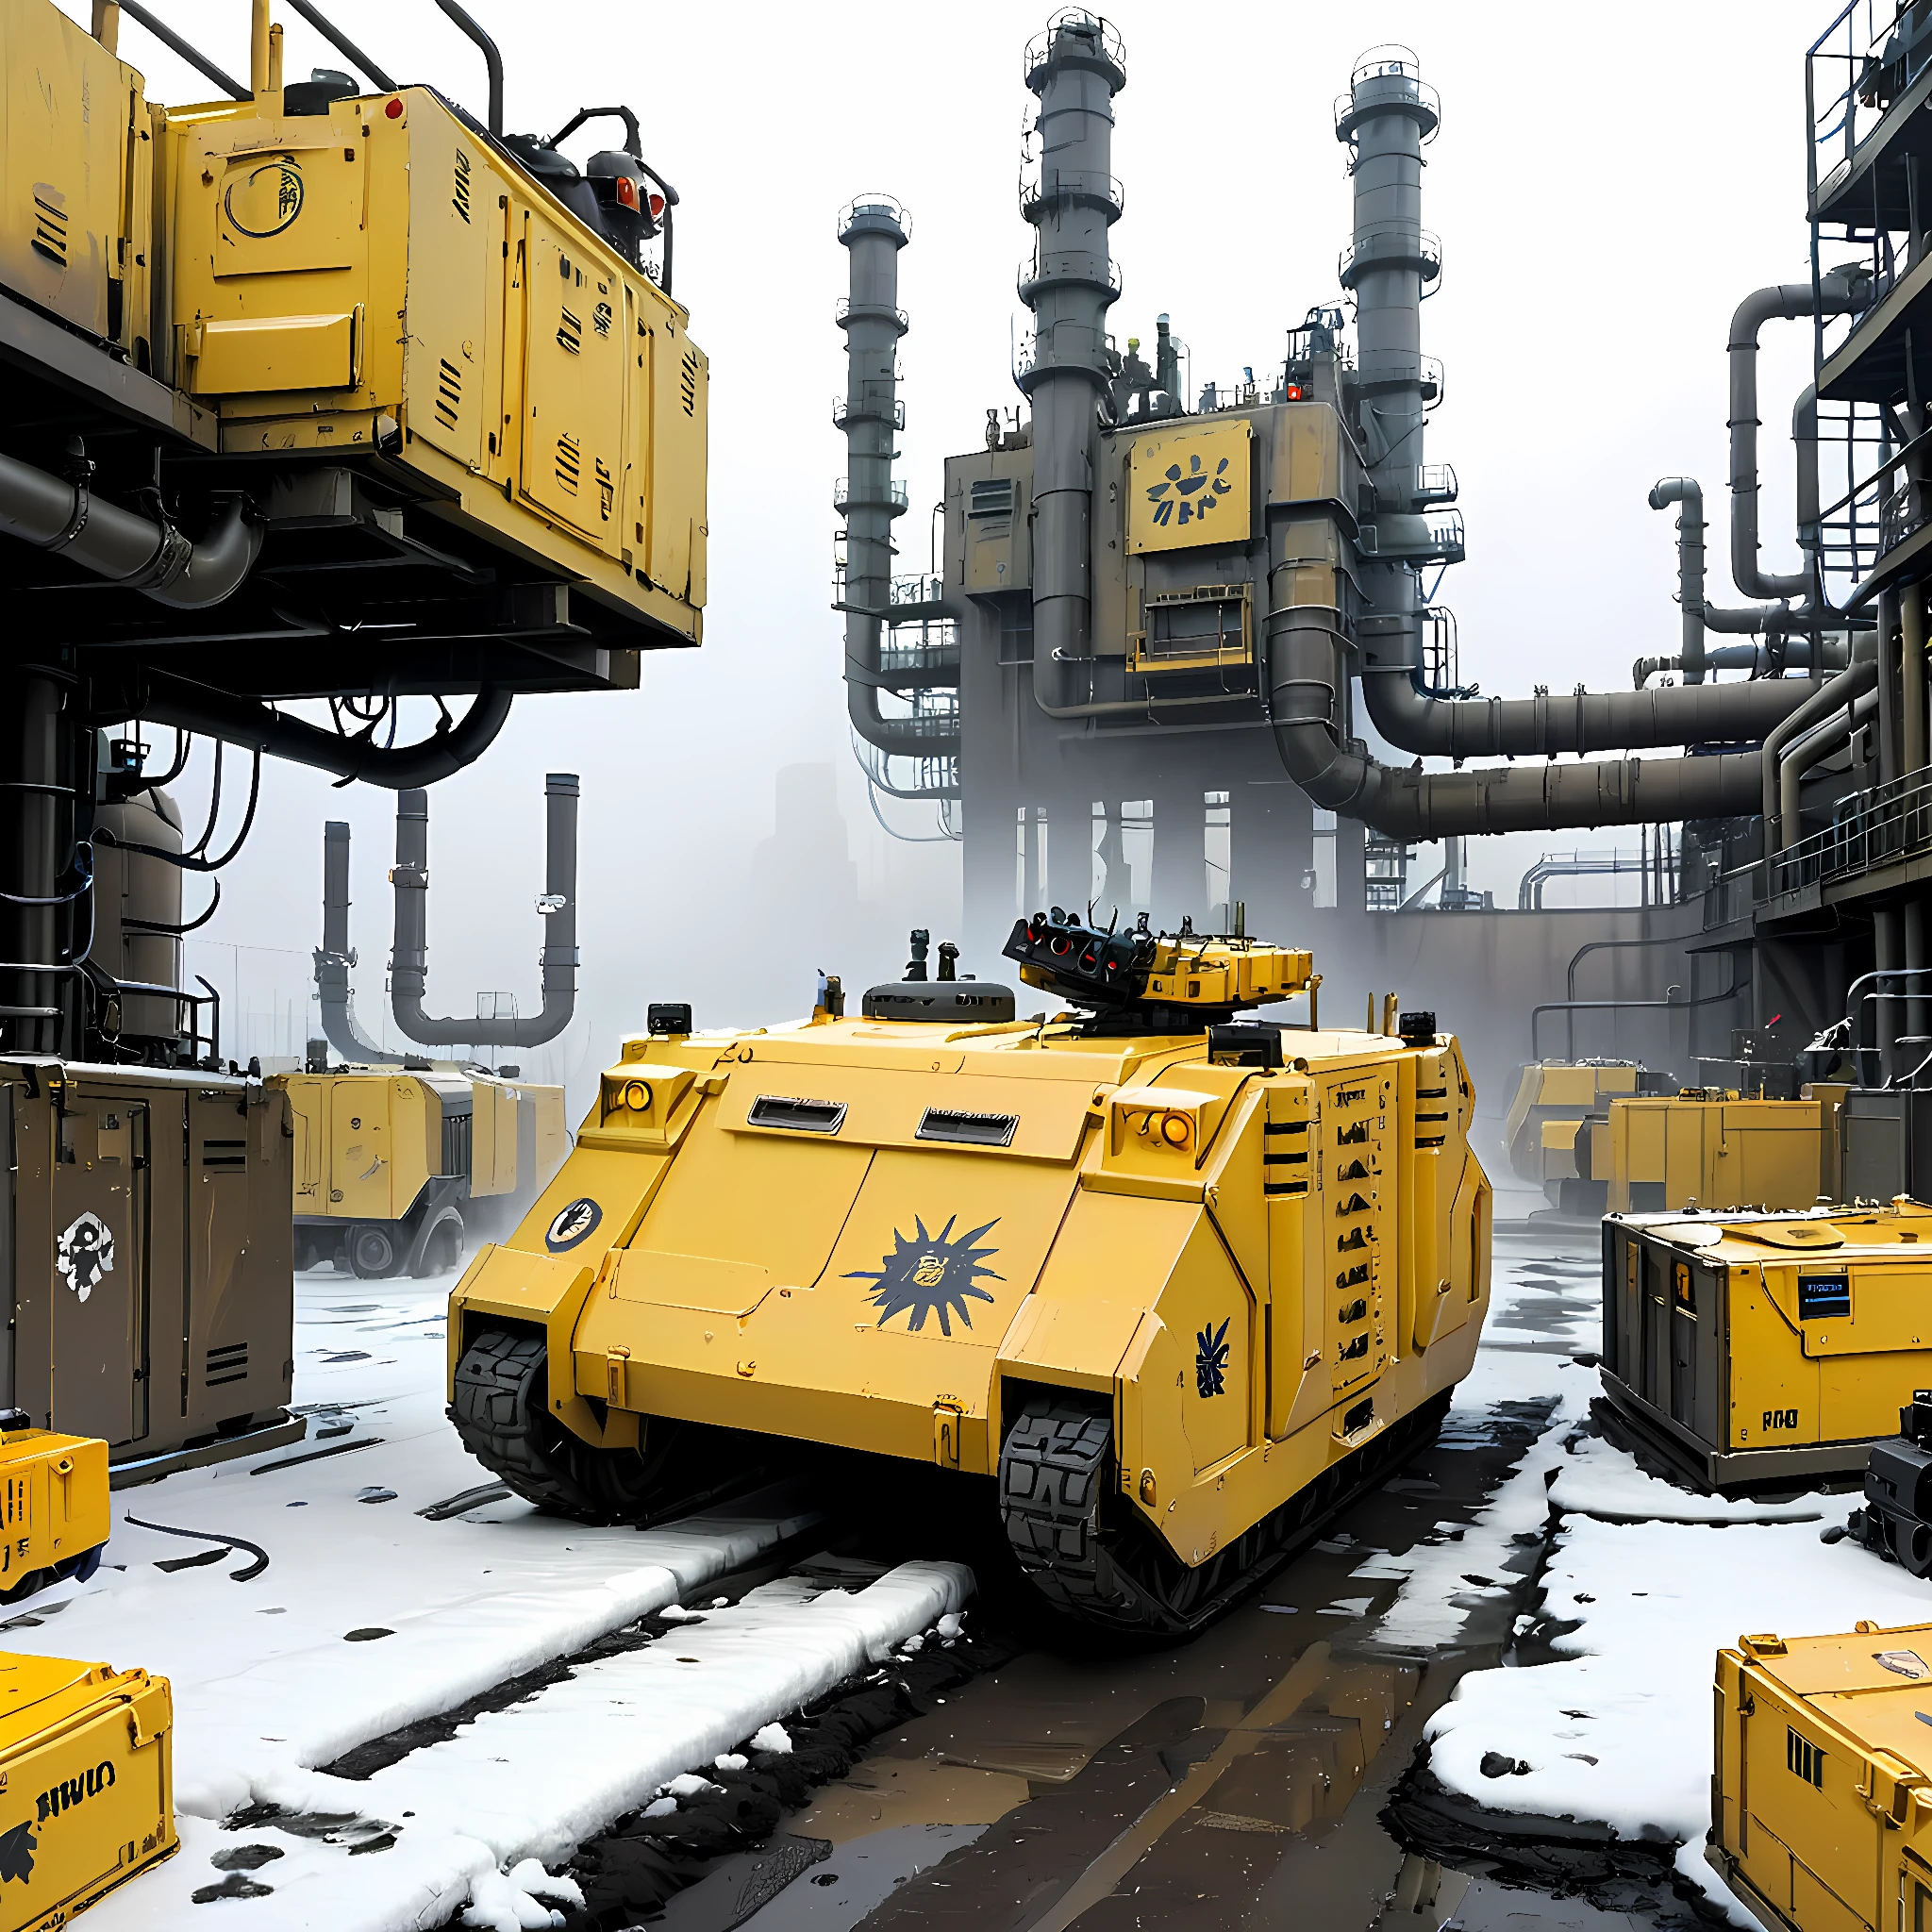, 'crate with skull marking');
0,1060,298,1475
